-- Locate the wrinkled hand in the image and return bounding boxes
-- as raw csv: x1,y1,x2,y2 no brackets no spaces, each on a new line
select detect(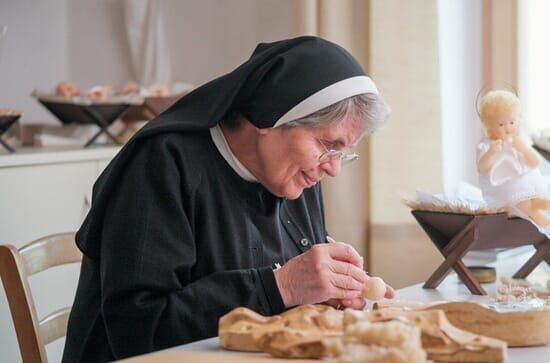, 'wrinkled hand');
325,281,396,310
273,243,367,307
